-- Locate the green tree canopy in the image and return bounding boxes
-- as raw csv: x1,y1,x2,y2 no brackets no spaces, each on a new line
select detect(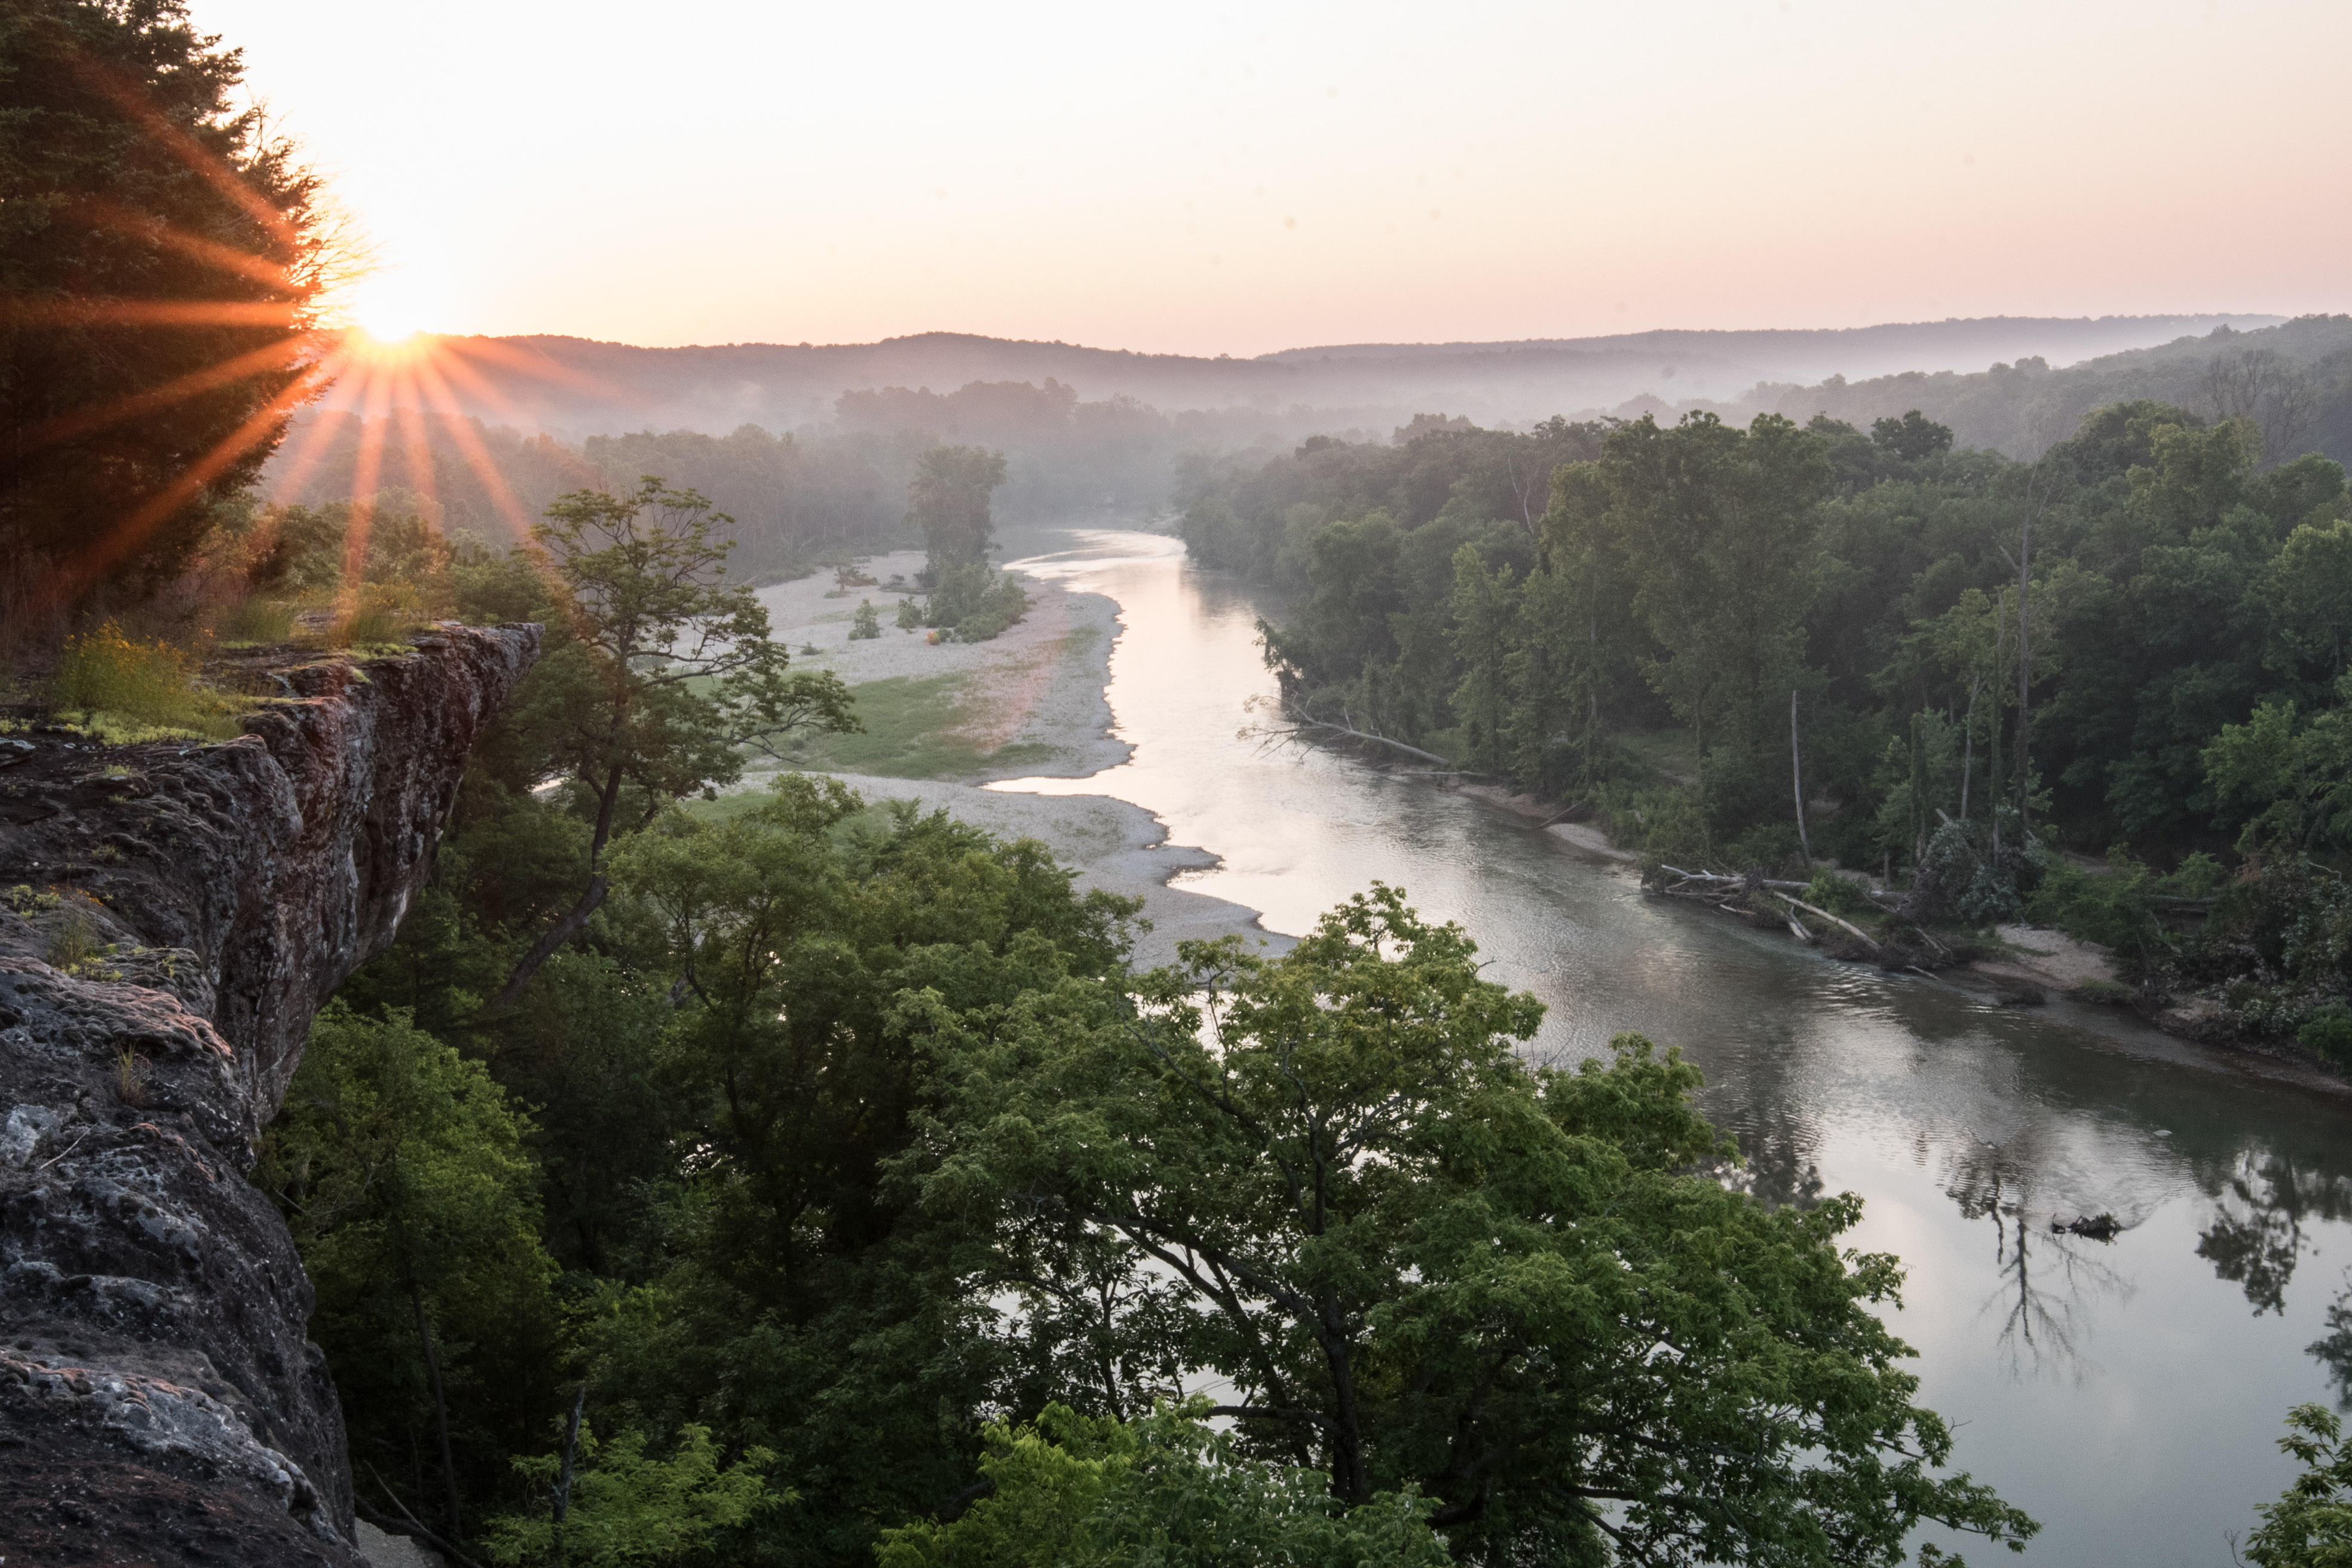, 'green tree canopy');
570,781,1143,1565
483,477,858,1008
2242,1404,2352,1568
257,1004,559,1539
876,1402,1450,1568
485,1421,788,1568
907,886,2034,1566
1872,411,1955,463
1602,412,1832,765
909,444,1008,574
